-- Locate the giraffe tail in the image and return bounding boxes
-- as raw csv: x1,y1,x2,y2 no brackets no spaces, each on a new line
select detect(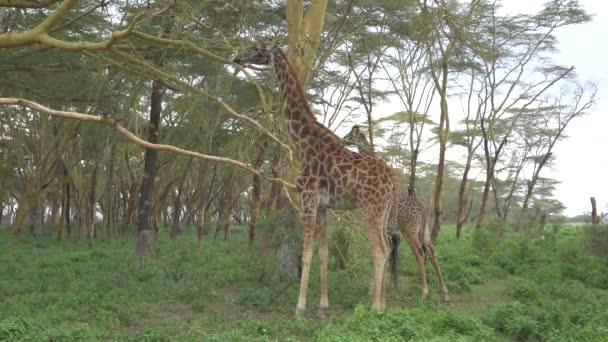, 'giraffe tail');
389,232,401,287
419,208,430,260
